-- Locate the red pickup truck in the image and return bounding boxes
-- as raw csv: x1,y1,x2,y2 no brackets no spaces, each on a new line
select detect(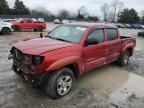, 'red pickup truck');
9,23,136,99
11,18,46,32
